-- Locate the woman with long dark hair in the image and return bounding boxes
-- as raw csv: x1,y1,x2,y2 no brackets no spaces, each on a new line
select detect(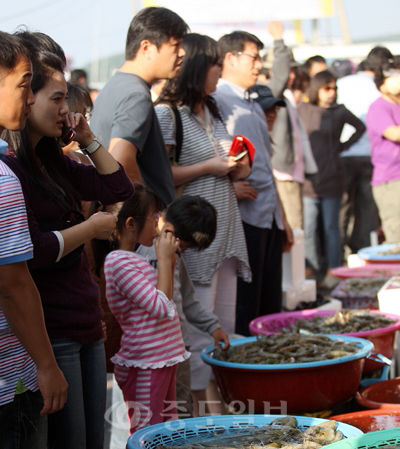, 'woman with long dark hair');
155,33,251,415
298,70,365,288
2,48,133,448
